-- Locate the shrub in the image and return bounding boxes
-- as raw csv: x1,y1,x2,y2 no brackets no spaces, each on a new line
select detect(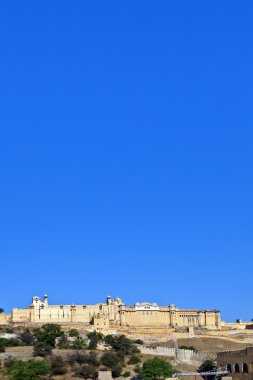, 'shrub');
33,341,52,357
87,331,104,350
134,366,141,373
4,357,16,369
139,357,173,380
67,351,87,366
112,365,122,378
0,342,5,352
19,330,34,346
8,359,49,380
101,352,121,368
134,339,144,345
104,335,139,356
49,355,67,375
33,324,63,347
123,371,131,377
69,329,80,337
128,355,141,365
87,351,100,367
198,358,217,373
0,338,24,347
72,336,86,349
75,364,97,379
5,326,14,333
57,334,70,349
